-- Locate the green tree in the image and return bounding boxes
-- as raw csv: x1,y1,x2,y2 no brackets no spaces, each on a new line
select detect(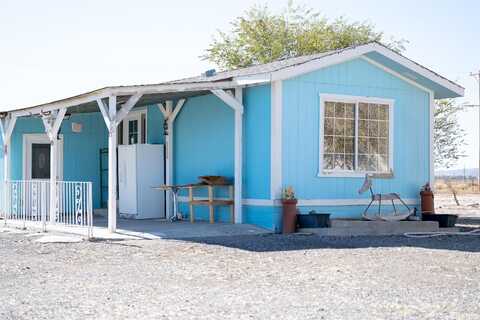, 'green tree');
203,1,406,69
434,99,465,169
